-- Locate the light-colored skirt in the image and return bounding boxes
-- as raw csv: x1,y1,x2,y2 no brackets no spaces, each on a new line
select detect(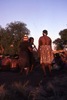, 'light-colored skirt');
39,45,54,64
